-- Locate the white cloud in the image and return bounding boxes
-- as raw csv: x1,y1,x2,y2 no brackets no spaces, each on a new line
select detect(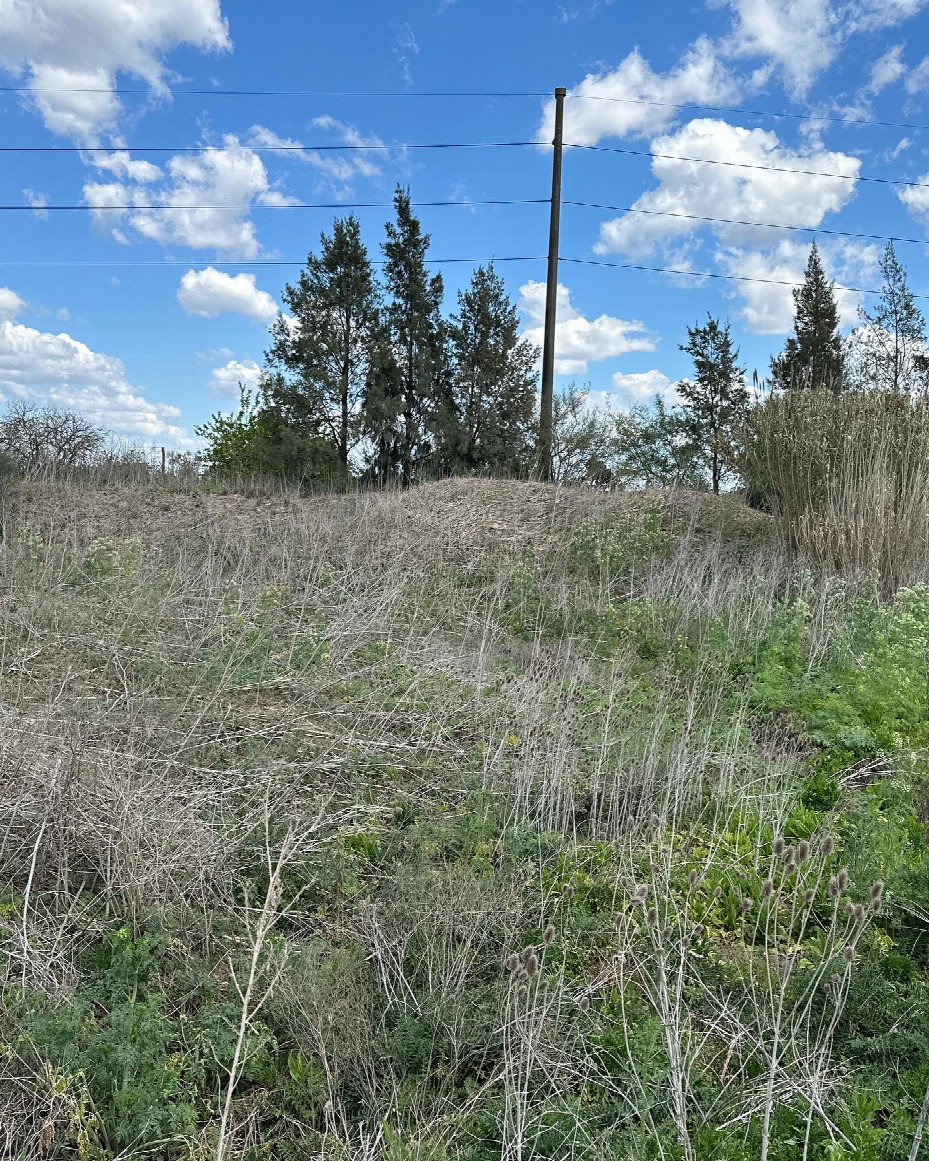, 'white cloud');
0,288,26,322
536,37,737,145
88,151,162,183
715,239,879,333
178,268,278,322
246,118,387,198
594,119,860,259
865,44,906,93
209,358,263,397
722,0,838,97
0,0,230,142
0,311,192,446
83,136,277,258
23,188,49,219
721,0,927,96
56,308,70,321
518,281,655,374
610,369,679,404
394,22,419,87
897,170,929,228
